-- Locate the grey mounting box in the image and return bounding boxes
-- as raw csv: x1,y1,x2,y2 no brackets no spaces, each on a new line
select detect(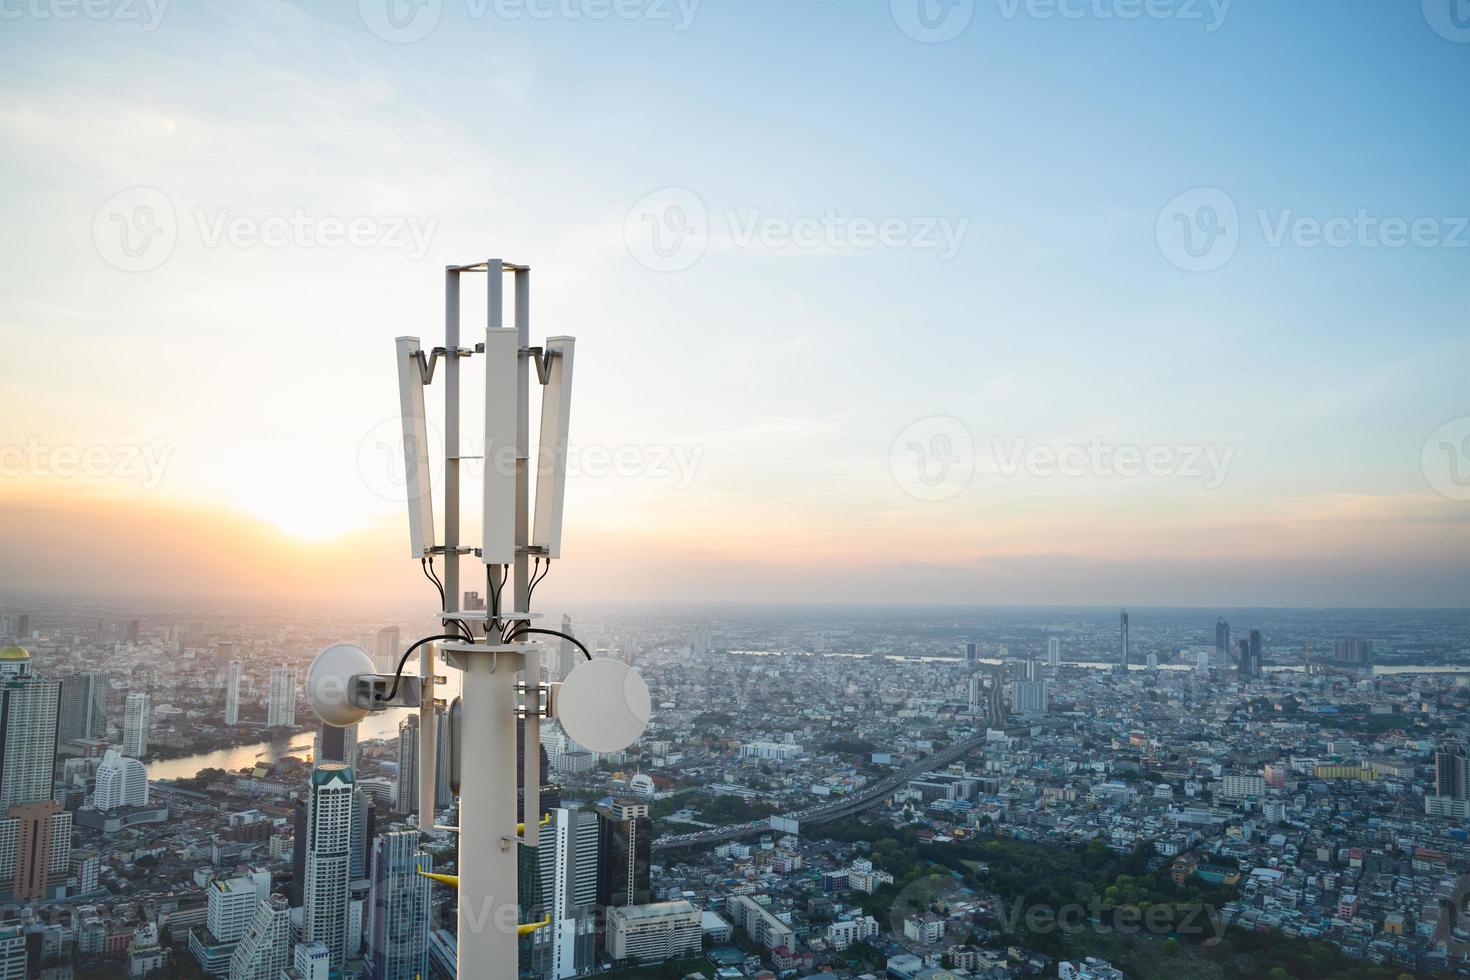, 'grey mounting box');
350,673,423,711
